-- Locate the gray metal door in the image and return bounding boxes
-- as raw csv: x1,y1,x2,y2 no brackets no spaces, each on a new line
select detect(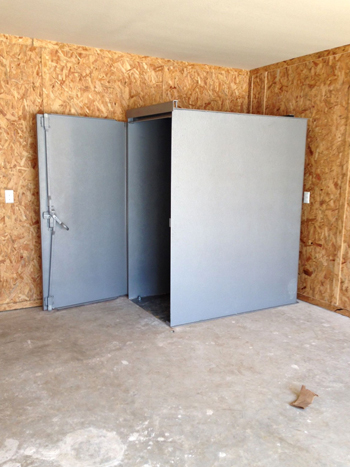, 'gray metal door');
170,109,307,326
37,114,127,310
